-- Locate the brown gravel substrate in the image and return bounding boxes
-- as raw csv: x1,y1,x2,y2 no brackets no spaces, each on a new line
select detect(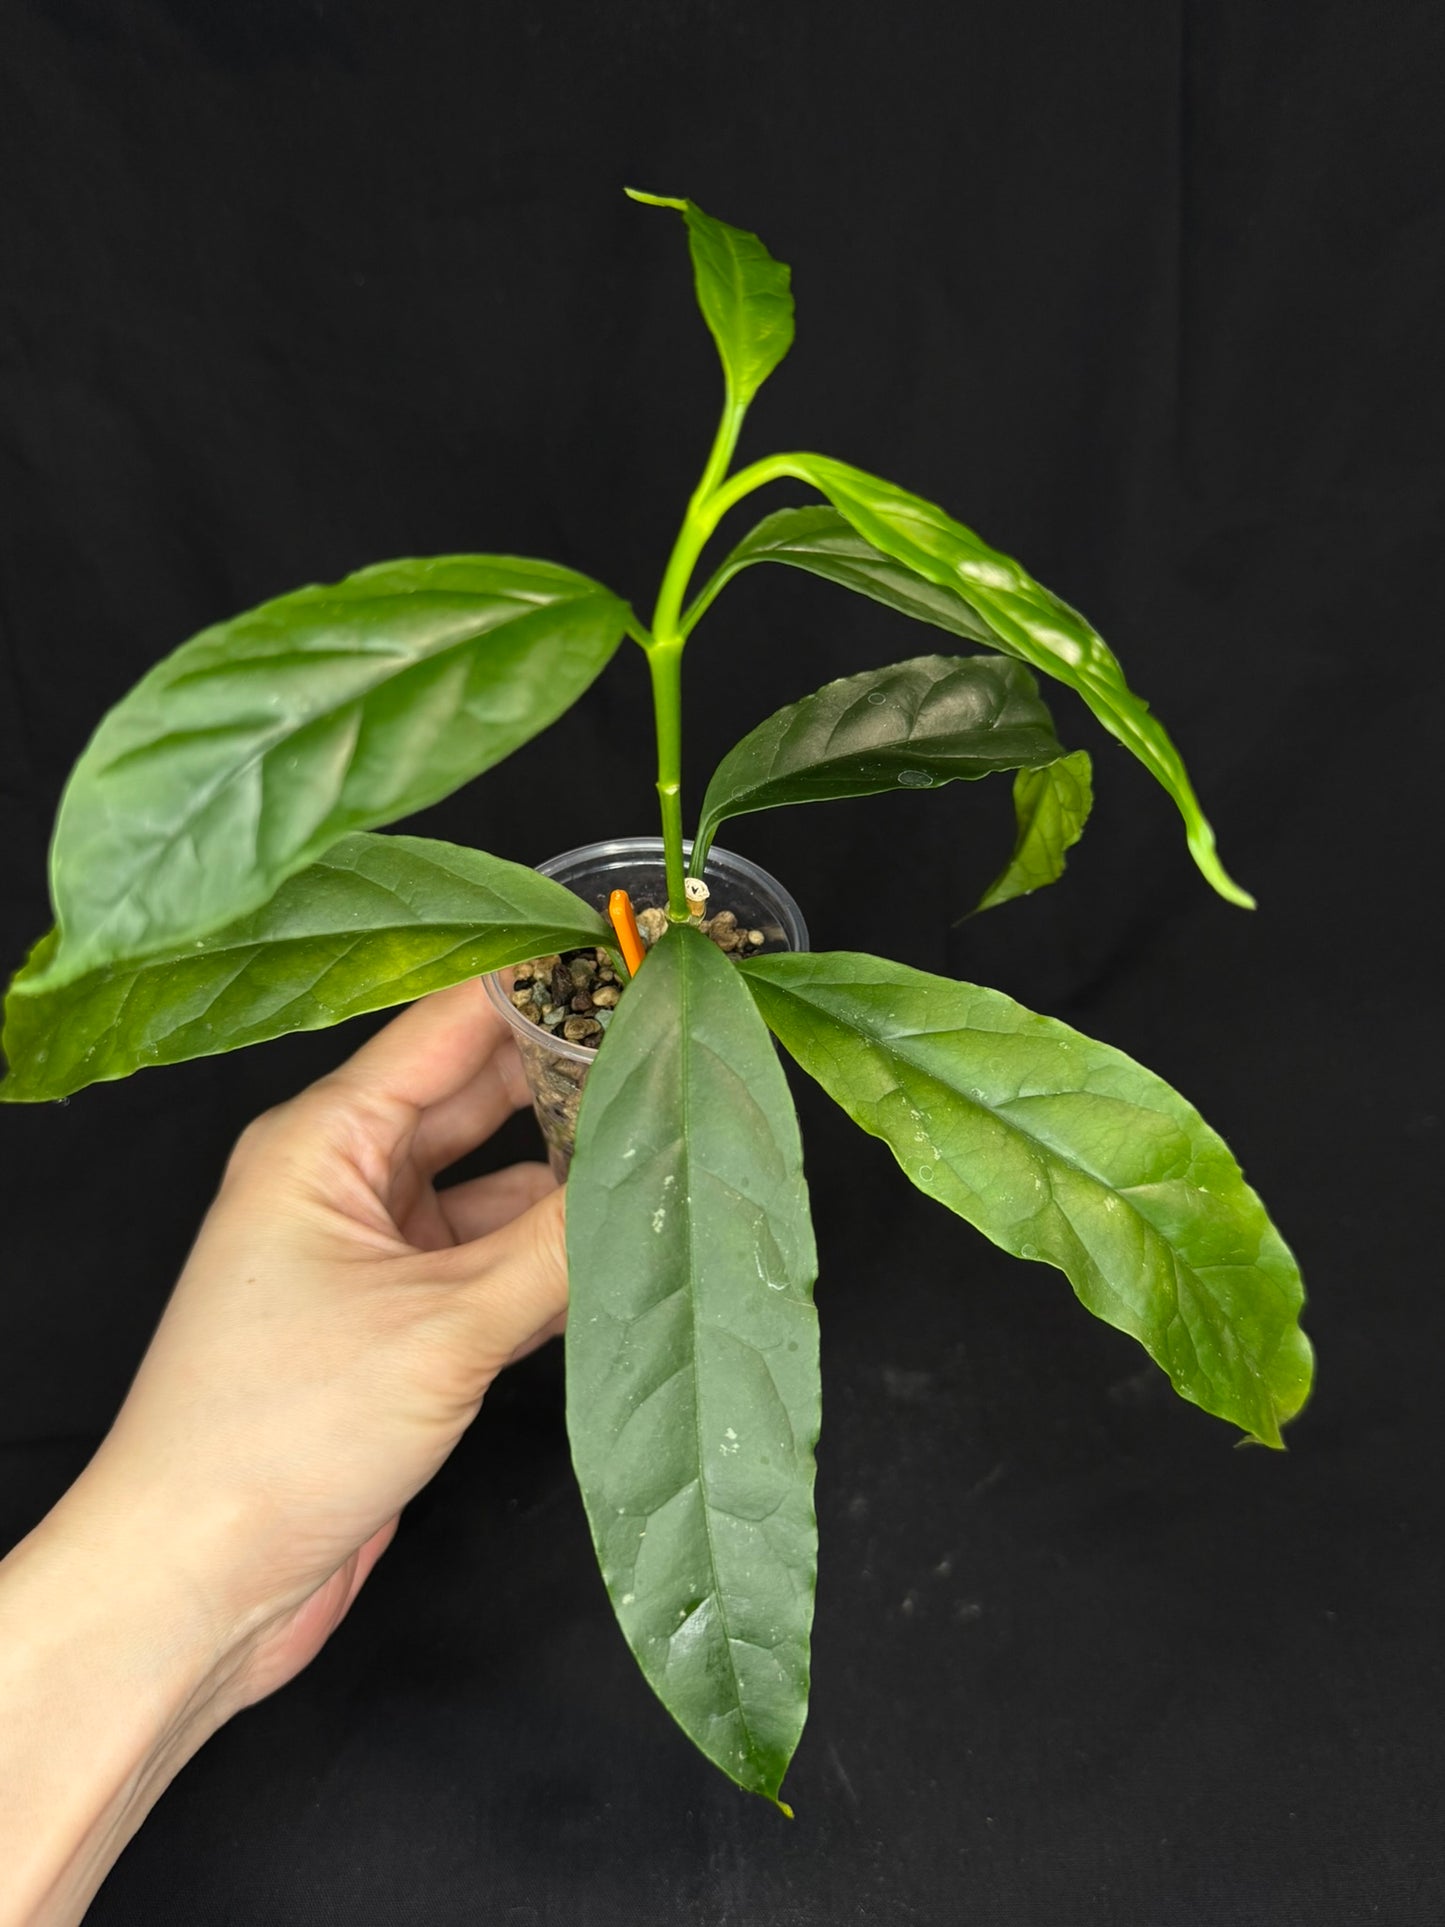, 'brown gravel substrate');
507,906,768,1050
